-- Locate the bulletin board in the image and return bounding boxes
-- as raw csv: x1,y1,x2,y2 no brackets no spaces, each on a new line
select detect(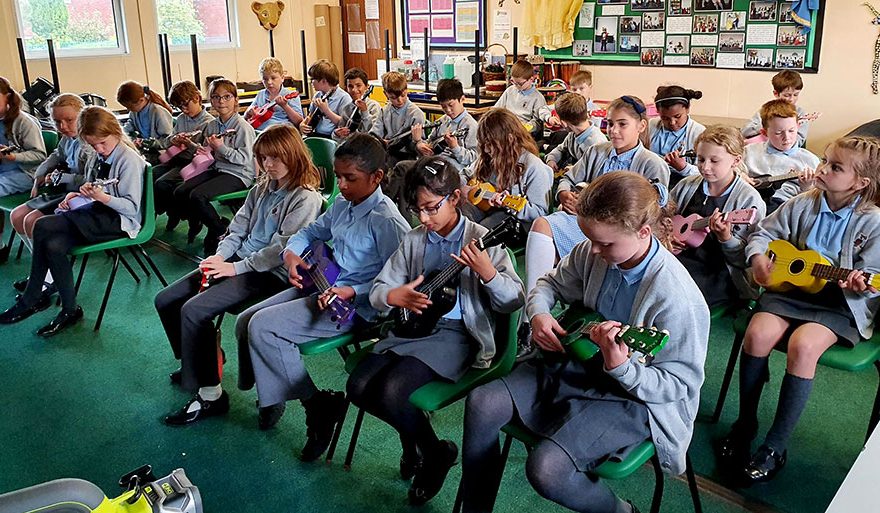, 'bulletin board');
400,0,488,49
539,1,824,73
